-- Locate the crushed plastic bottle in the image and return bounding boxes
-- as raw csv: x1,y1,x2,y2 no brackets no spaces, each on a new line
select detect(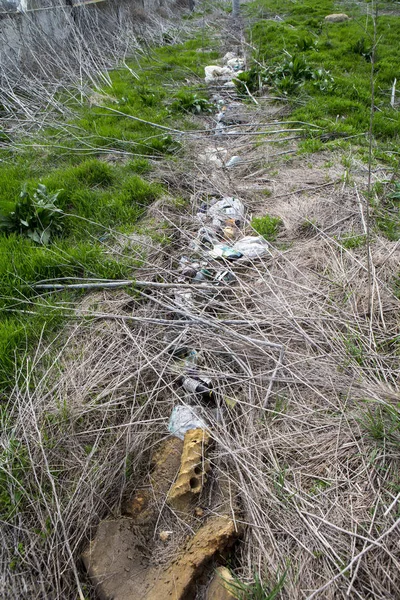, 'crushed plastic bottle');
225,156,242,169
